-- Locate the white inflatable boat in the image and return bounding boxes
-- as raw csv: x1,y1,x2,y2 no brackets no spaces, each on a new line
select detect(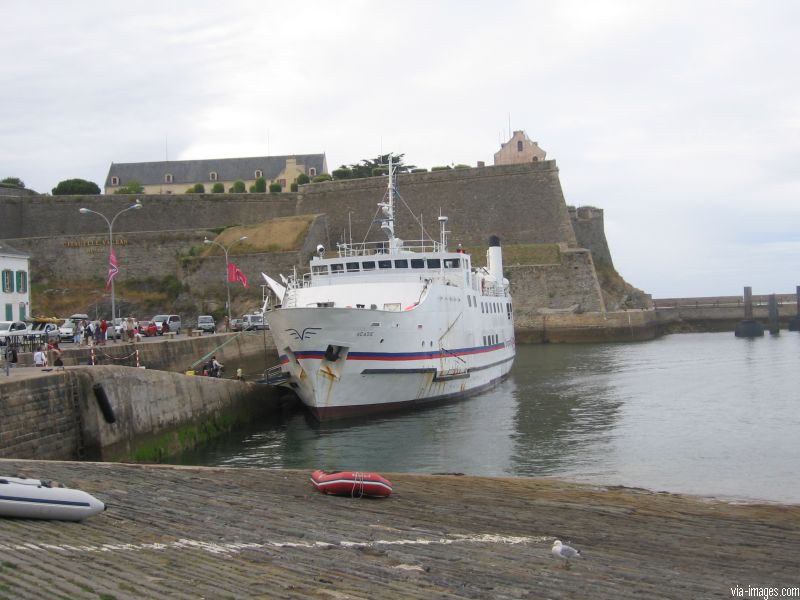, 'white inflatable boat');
0,476,105,521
